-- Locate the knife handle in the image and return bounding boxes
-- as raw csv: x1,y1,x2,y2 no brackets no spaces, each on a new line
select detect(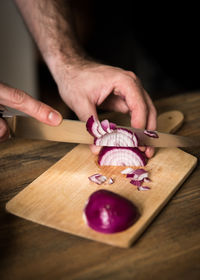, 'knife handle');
157,111,184,134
